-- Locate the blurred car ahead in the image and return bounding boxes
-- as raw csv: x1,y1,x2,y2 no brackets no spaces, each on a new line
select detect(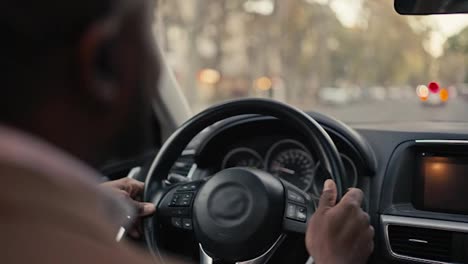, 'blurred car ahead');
419,86,449,107
318,87,351,105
